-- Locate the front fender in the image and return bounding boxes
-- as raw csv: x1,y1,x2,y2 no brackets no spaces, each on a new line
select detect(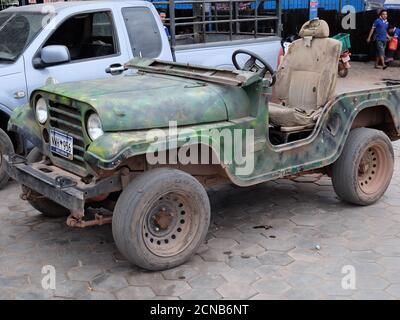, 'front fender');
85,120,249,171
7,103,42,150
